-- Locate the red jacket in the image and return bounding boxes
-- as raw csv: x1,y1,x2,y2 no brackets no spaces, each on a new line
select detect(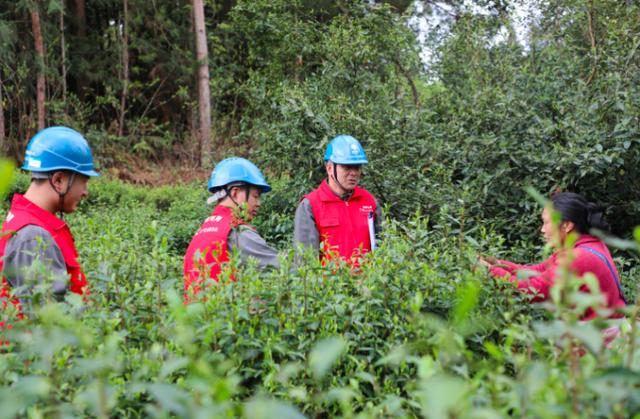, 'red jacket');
183,205,244,302
305,180,377,265
0,194,88,343
490,235,626,319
